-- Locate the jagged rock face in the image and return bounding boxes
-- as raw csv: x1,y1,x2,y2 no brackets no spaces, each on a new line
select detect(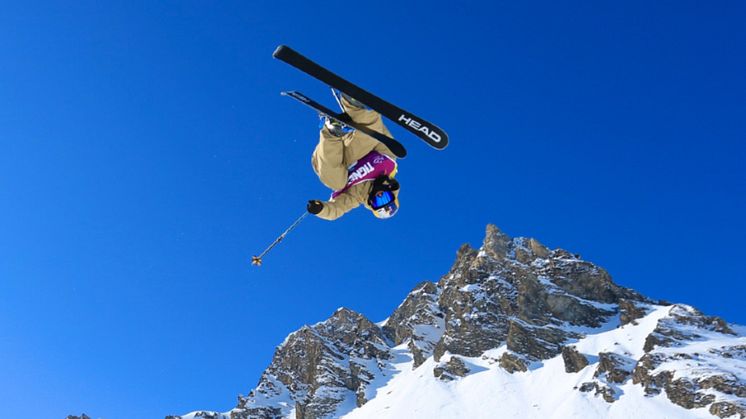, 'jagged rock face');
233,308,391,419
381,224,638,370
383,281,444,368
432,225,642,364
432,243,510,360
